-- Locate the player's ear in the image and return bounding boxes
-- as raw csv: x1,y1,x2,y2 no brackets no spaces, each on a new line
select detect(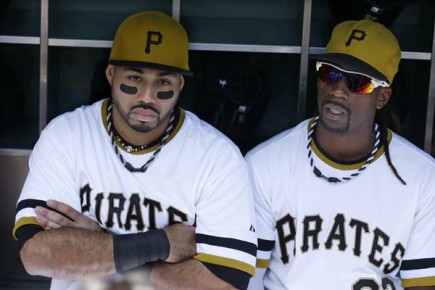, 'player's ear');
105,65,115,84
376,87,392,110
180,75,185,91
